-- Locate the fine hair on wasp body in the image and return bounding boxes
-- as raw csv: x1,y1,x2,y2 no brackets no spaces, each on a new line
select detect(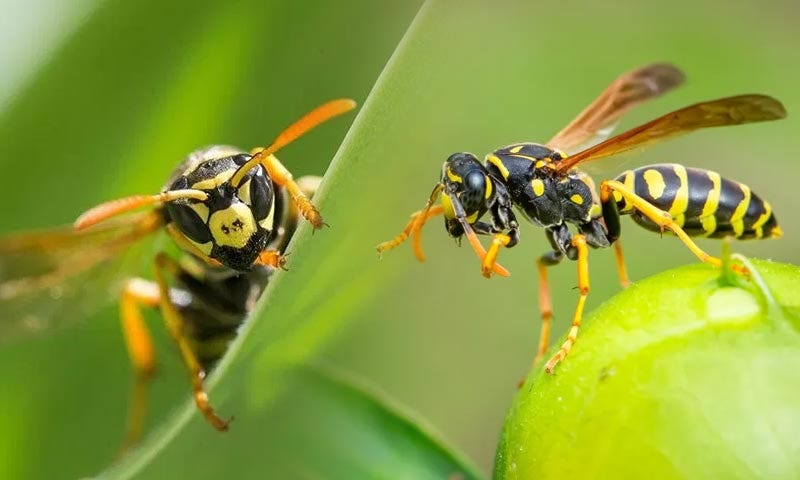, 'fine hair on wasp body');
0,99,356,454
377,63,786,377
